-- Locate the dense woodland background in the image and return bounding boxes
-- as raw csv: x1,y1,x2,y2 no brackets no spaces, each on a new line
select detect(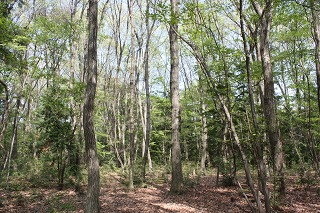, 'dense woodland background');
1,0,320,212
